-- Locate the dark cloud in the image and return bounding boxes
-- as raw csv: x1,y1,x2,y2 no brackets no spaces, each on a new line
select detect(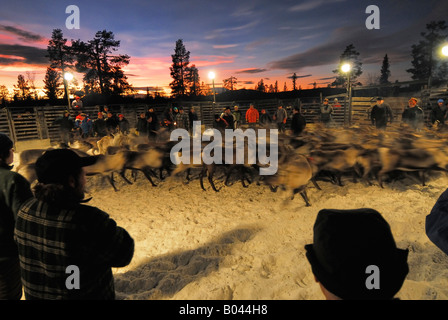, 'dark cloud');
0,24,45,42
236,68,267,74
287,74,312,79
318,76,337,80
239,81,254,85
268,22,423,72
0,44,48,65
